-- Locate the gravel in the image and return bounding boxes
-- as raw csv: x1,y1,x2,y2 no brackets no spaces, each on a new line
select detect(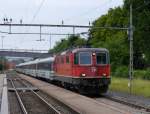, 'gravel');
106,90,150,109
